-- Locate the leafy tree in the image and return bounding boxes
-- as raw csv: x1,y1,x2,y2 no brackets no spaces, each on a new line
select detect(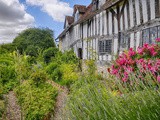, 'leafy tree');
13,28,56,54
0,43,16,54
25,45,38,57
43,47,59,63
